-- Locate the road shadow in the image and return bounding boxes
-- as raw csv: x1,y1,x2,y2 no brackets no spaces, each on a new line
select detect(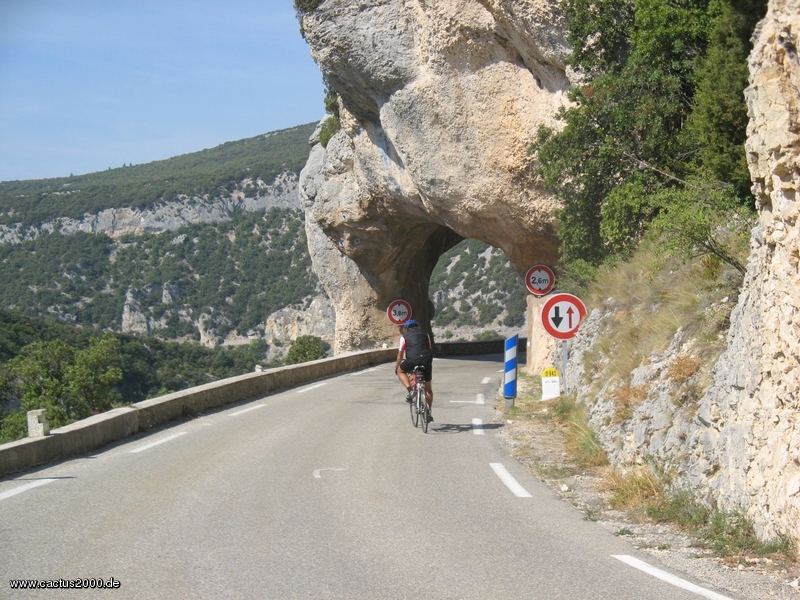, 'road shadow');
430,422,505,434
